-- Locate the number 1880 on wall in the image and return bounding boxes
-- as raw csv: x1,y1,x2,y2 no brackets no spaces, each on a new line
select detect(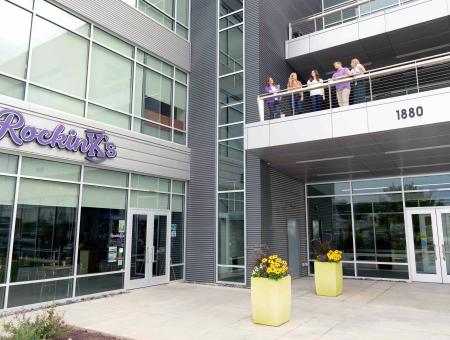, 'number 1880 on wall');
396,106,424,120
